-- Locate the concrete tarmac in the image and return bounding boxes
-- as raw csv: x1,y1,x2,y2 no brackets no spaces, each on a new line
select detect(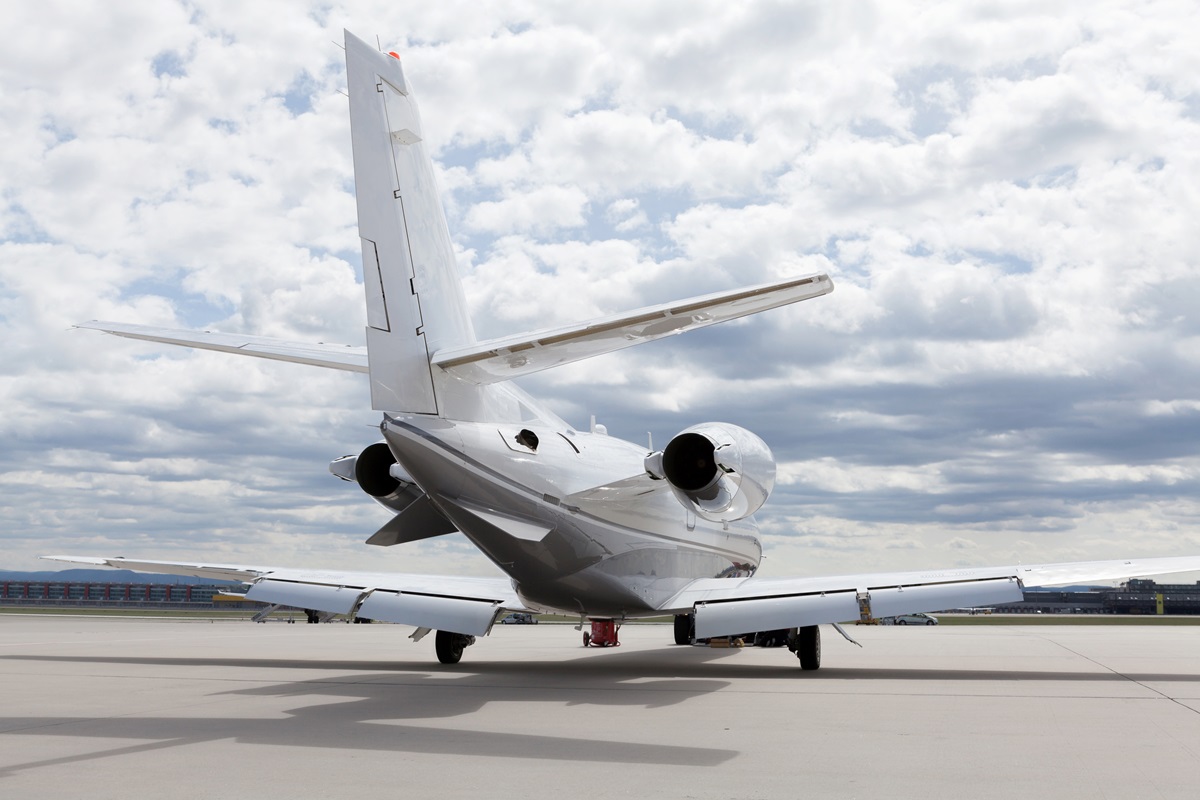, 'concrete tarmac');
2,616,1199,799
